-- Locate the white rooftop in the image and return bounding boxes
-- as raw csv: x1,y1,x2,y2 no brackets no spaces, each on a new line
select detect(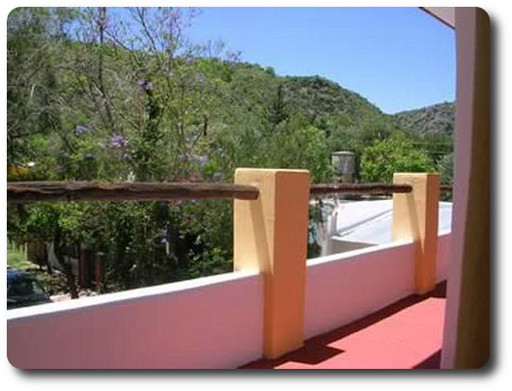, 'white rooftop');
327,199,452,245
